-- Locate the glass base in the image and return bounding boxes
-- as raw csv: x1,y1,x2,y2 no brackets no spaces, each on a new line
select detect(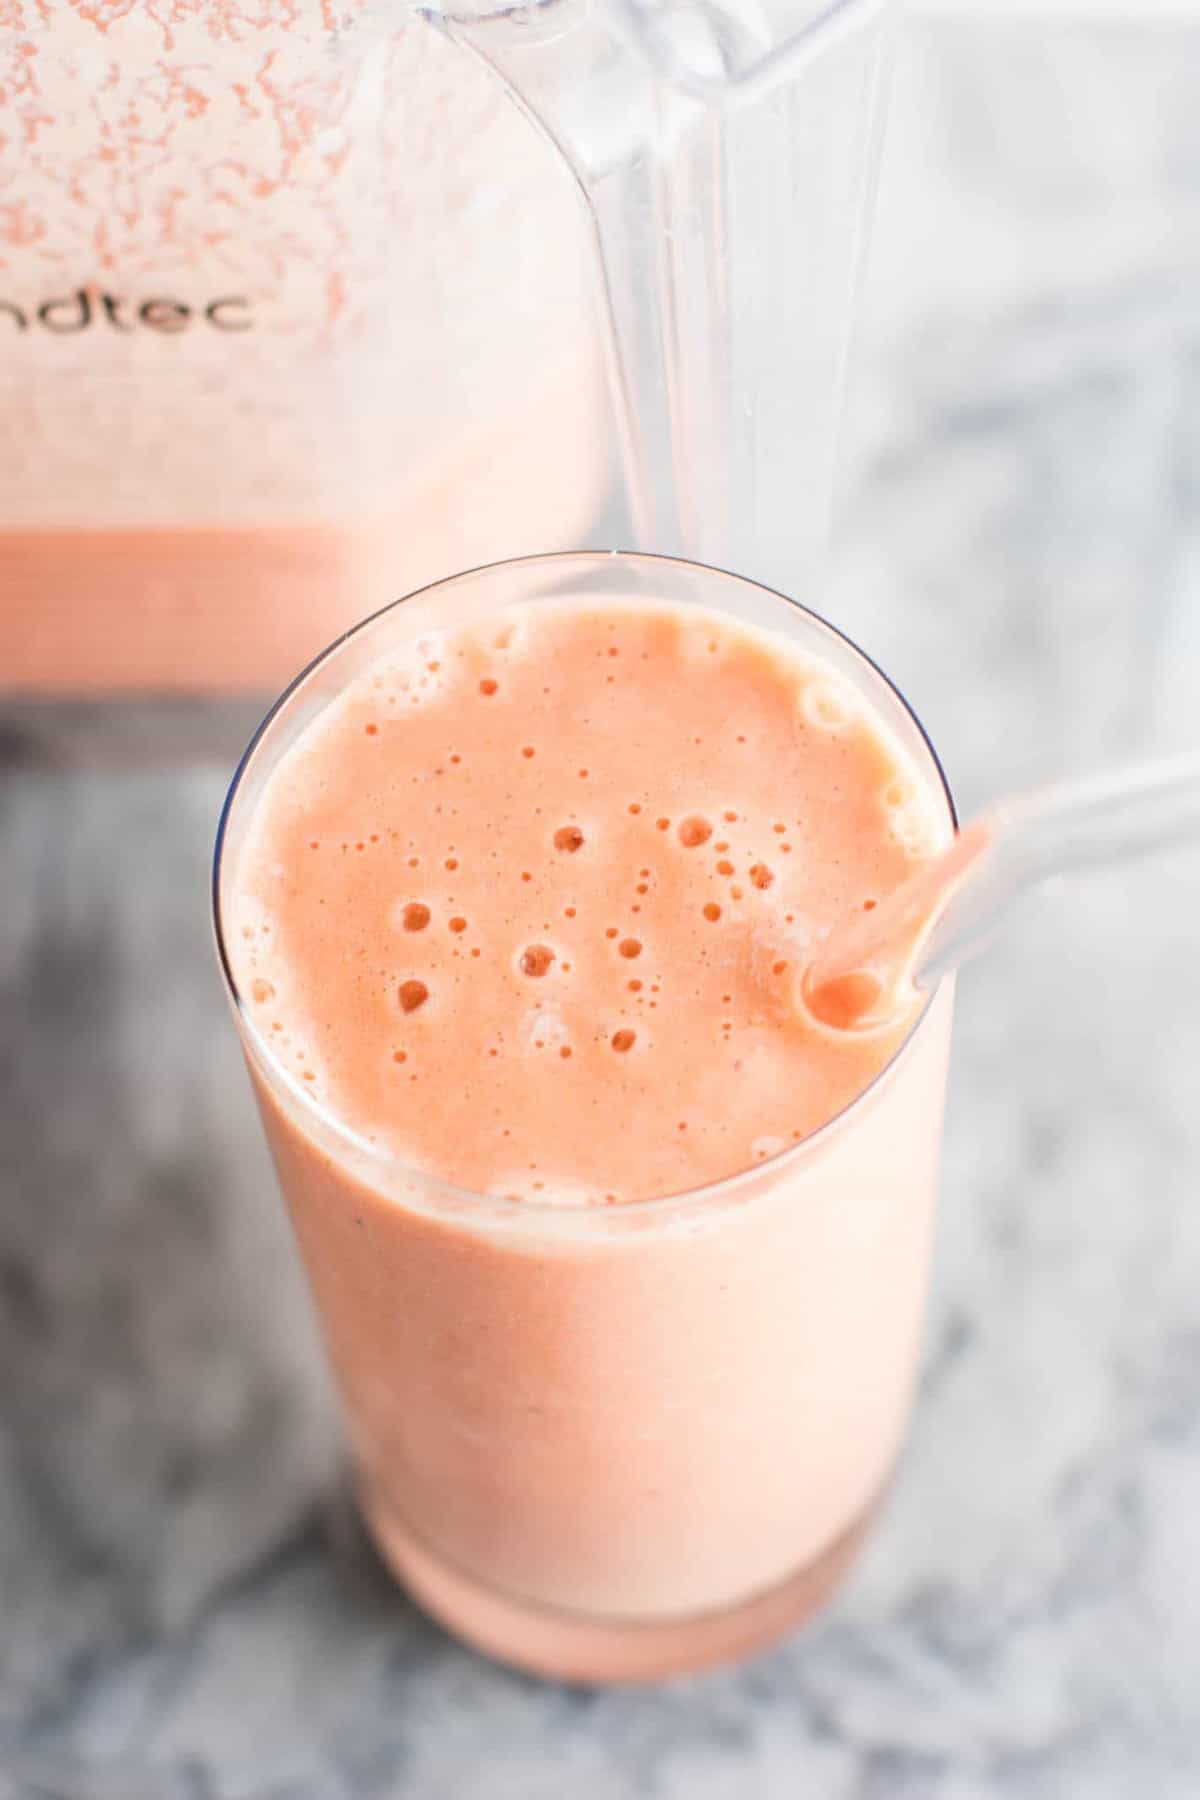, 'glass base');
366,1493,881,1685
